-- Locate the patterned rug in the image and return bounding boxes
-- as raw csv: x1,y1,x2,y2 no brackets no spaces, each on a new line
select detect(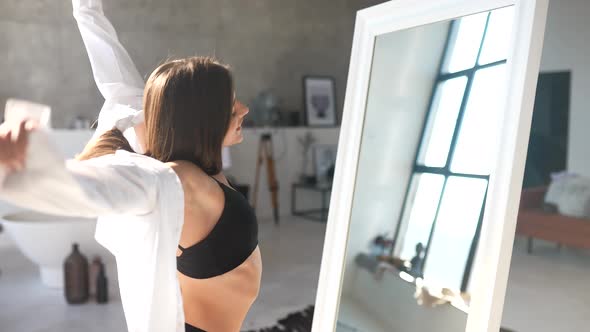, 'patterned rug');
243,305,314,332
243,305,516,332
